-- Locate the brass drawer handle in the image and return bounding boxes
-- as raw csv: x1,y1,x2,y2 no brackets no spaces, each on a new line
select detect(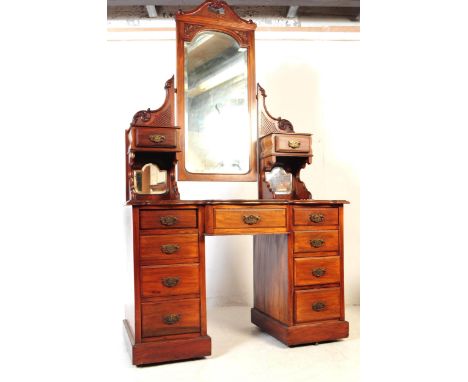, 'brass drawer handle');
310,239,325,248
243,215,261,225
149,134,166,143
160,216,178,226
312,267,326,277
309,213,325,223
312,301,326,312
163,313,181,325
160,244,180,254
288,140,301,149
162,277,180,288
